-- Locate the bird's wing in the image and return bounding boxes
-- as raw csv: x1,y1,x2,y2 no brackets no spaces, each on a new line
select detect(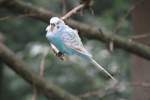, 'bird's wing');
62,27,92,57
